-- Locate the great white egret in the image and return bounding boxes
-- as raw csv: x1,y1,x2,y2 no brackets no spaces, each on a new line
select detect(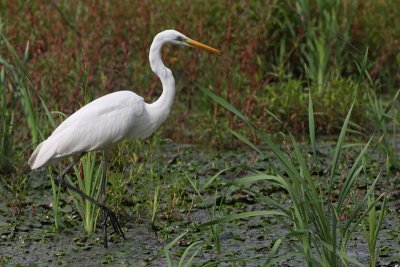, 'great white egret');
28,29,220,248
